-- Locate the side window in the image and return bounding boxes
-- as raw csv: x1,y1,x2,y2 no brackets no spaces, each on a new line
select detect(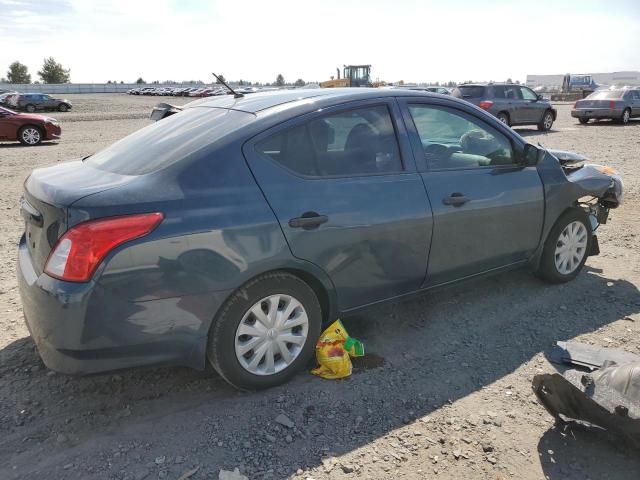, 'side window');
520,87,537,100
257,105,403,177
408,105,516,169
492,85,506,99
